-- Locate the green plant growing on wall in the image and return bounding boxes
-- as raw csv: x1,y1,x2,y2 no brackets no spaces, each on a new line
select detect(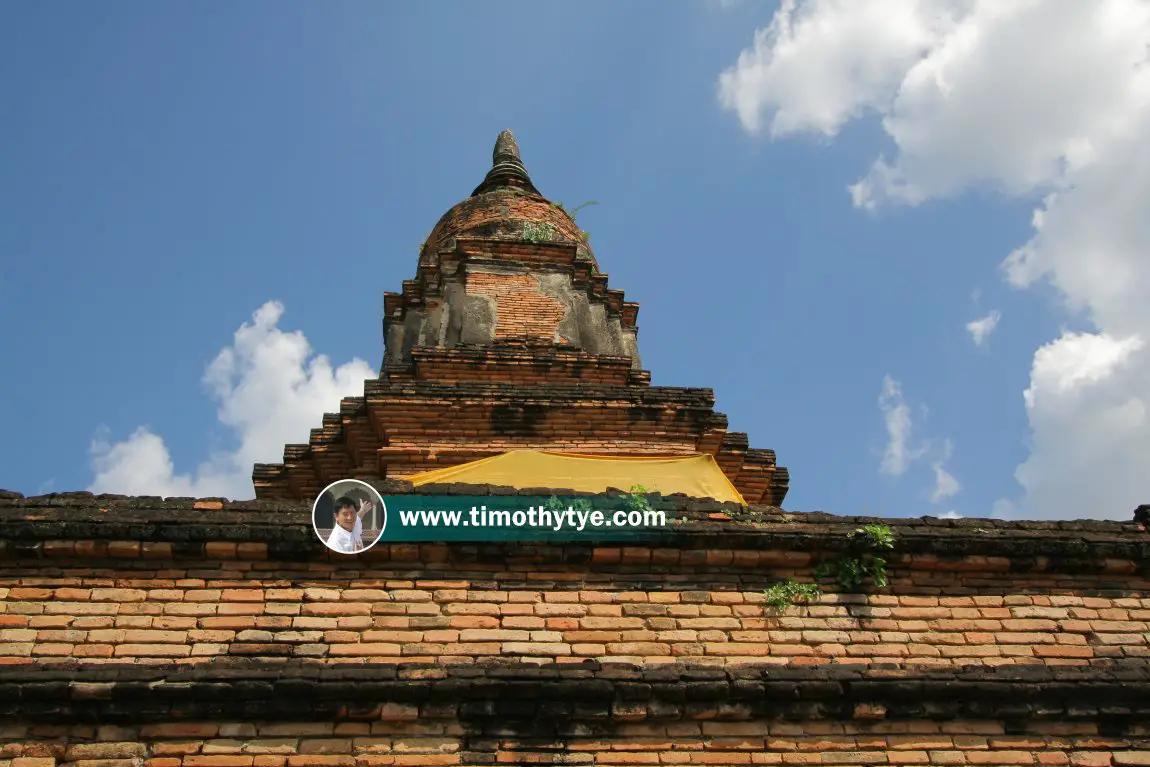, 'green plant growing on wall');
816,524,896,590
763,524,898,612
763,580,821,612
522,222,557,242
624,485,652,512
